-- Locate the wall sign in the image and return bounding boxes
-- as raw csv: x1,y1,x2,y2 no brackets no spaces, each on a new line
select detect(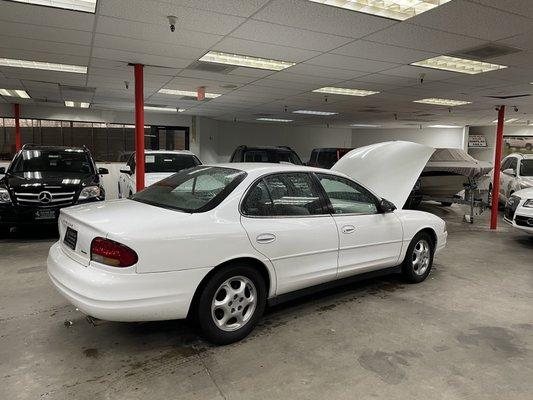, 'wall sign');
468,134,487,148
